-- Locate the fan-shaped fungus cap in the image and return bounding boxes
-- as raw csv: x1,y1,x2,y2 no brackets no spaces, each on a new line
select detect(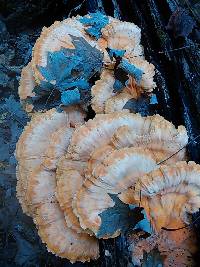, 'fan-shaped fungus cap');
65,112,188,238
75,144,188,238
121,161,200,231
32,18,99,82
18,16,106,111
16,107,99,262
68,112,188,161
111,124,187,163
101,20,143,57
19,162,99,262
119,161,200,266
16,106,85,214
75,148,158,237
